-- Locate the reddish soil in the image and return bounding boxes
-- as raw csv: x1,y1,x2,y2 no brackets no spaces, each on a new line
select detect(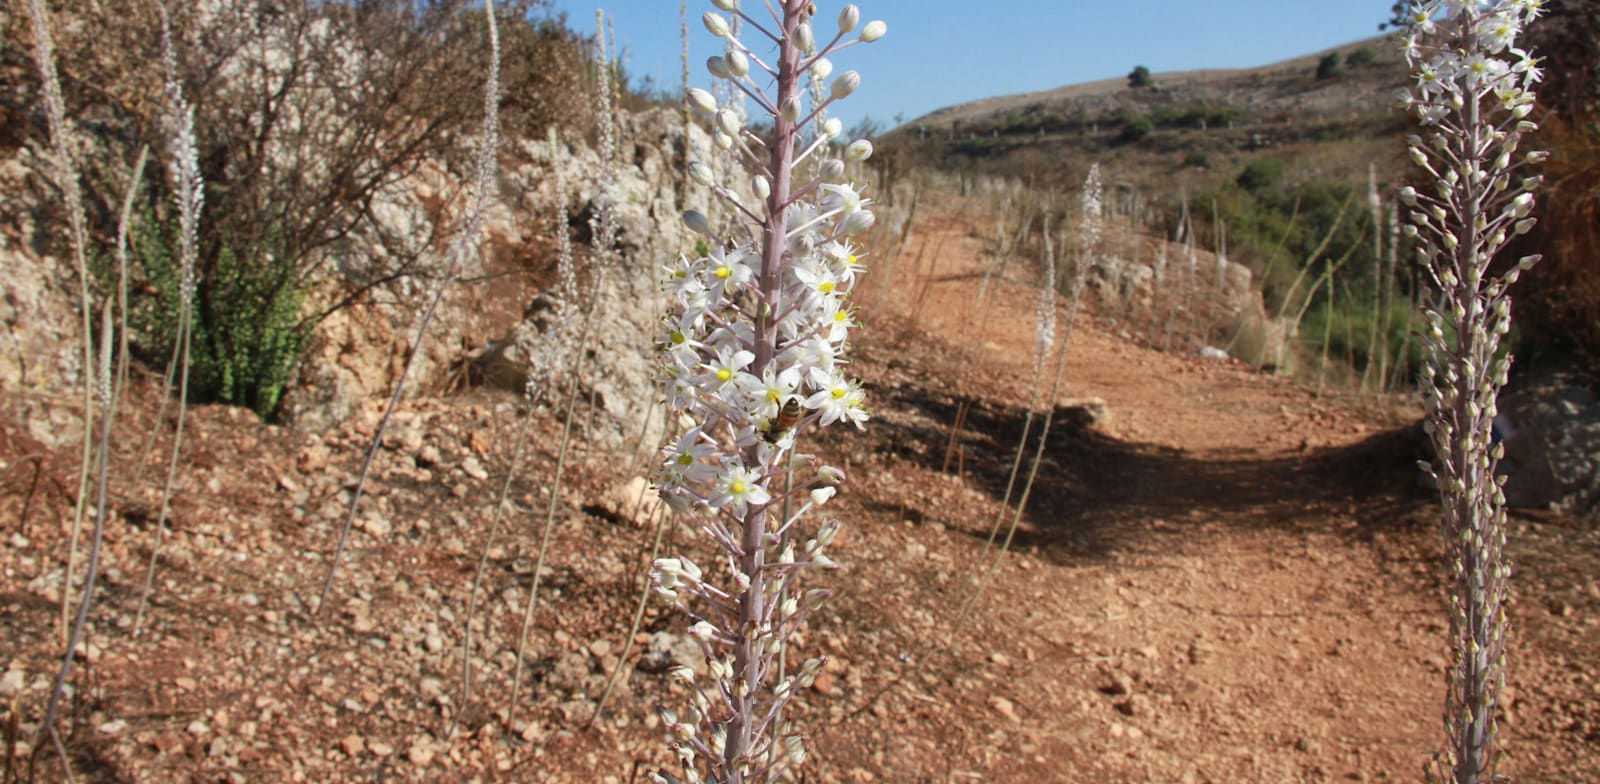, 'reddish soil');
2,199,1597,783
